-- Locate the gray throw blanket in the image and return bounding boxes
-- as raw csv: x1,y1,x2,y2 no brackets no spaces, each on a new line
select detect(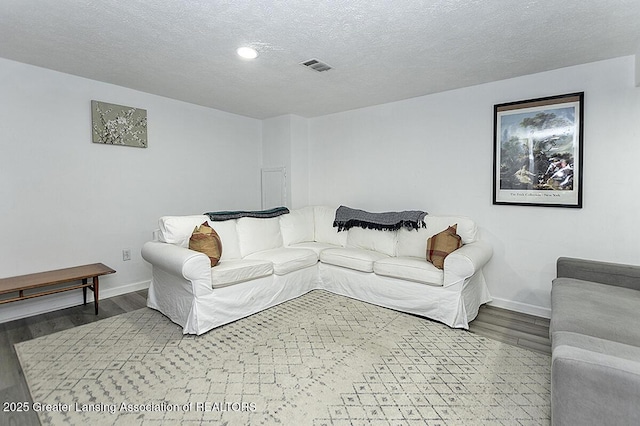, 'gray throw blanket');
333,205,427,231
205,207,289,221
